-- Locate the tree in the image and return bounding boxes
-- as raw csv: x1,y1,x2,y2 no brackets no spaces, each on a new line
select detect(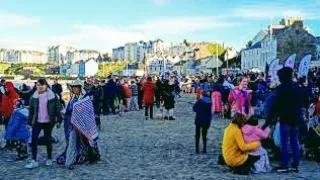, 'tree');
207,43,225,57
277,24,317,63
